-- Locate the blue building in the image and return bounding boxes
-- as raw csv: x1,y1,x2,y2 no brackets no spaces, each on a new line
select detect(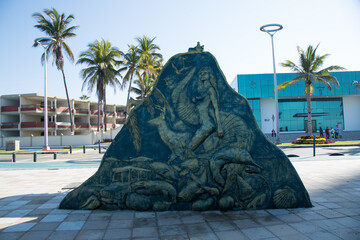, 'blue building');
230,71,360,134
